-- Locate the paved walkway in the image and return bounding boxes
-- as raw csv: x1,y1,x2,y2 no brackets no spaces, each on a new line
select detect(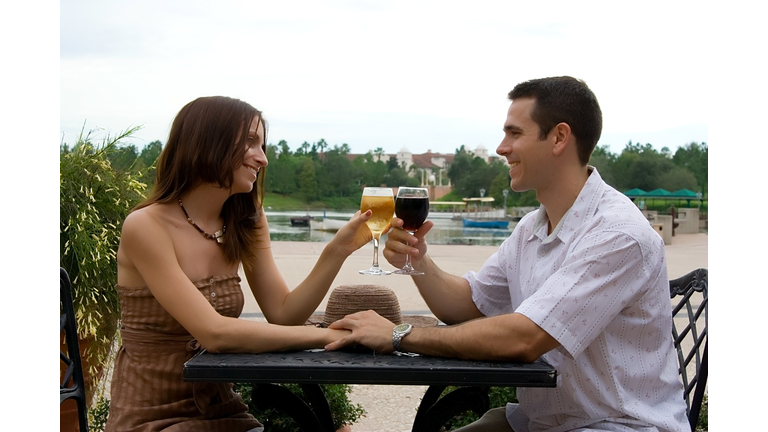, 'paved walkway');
238,233,708,432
